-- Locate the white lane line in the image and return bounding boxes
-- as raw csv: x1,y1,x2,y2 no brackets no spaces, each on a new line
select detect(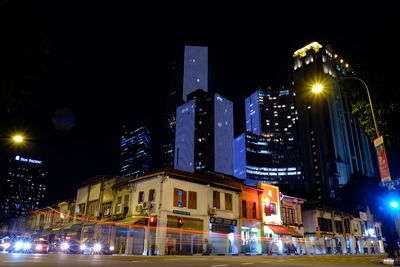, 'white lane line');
241,263,254,265
211,265,229,267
